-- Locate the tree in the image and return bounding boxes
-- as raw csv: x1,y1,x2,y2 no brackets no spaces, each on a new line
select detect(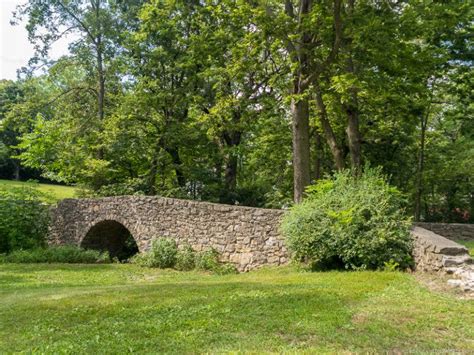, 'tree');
260,0,343,202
